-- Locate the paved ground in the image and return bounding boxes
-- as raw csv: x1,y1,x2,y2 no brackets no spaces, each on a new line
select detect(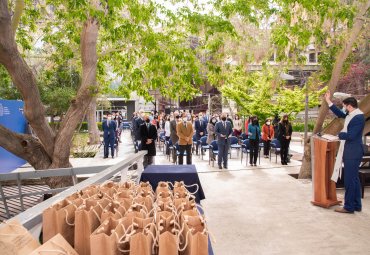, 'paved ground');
13,130,370,254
